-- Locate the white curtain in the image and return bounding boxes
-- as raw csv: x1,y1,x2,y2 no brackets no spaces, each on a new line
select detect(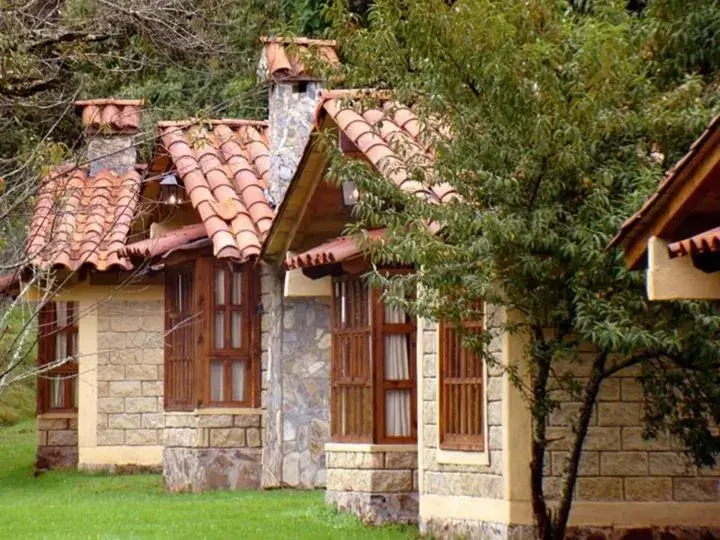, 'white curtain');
55,302,68,361
50,376,64,408
384,301,411,437
231,361,245,401
210,361,224,401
